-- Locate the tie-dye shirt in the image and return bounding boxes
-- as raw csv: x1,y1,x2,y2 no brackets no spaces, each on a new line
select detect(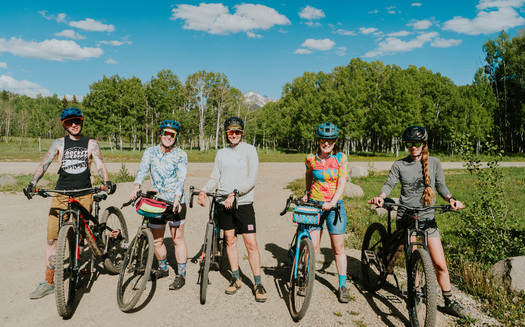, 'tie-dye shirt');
134,145,188,203
305,152,348,202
